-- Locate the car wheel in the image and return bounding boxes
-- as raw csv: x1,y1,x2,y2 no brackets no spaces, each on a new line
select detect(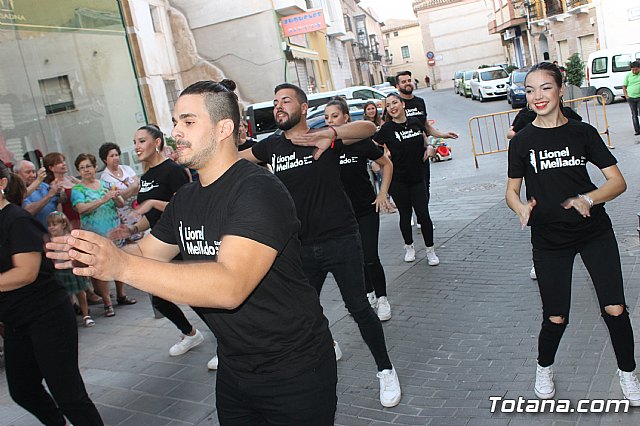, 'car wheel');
479,92,485,103
596,88,614,105
507,95,511,104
